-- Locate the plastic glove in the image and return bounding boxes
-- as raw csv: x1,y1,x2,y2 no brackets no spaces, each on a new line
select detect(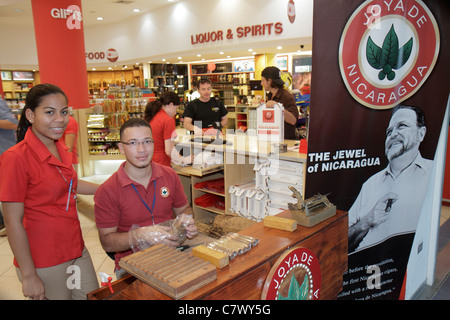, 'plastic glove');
129,224,180,253
172,213,198,240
